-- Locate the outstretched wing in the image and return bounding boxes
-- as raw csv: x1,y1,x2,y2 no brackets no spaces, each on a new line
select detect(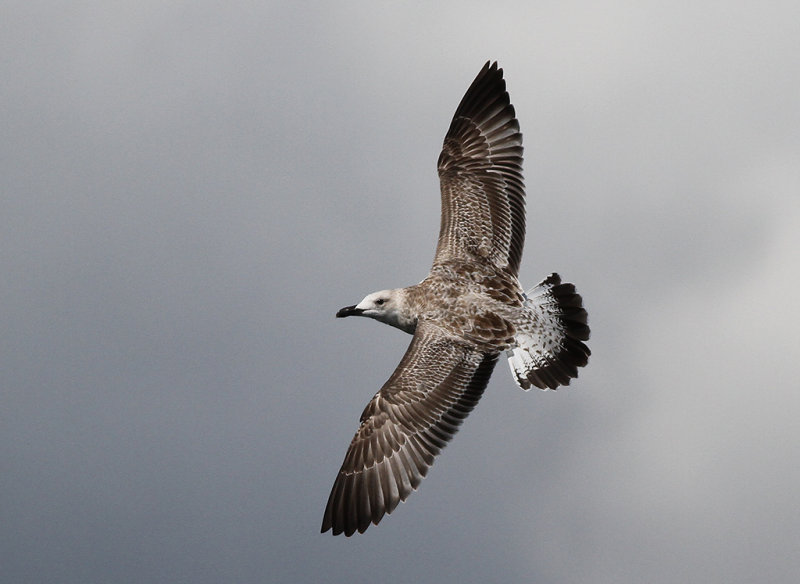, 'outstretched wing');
435,61,526,276
321,322,498,536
